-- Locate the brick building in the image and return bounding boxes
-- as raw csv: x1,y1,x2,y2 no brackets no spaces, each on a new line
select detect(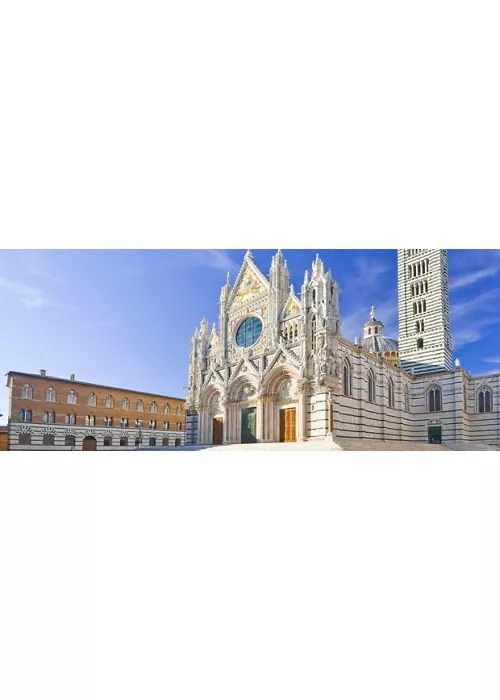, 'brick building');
6,370,186,450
